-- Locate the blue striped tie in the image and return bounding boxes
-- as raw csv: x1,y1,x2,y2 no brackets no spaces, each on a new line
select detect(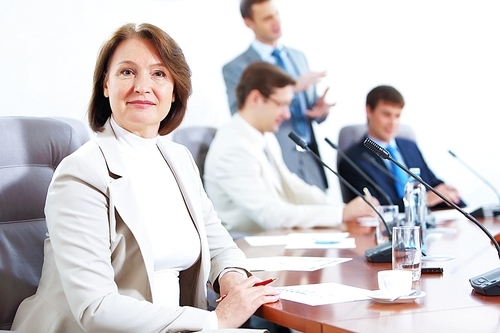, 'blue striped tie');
271,49,310,142
386,145,407,198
